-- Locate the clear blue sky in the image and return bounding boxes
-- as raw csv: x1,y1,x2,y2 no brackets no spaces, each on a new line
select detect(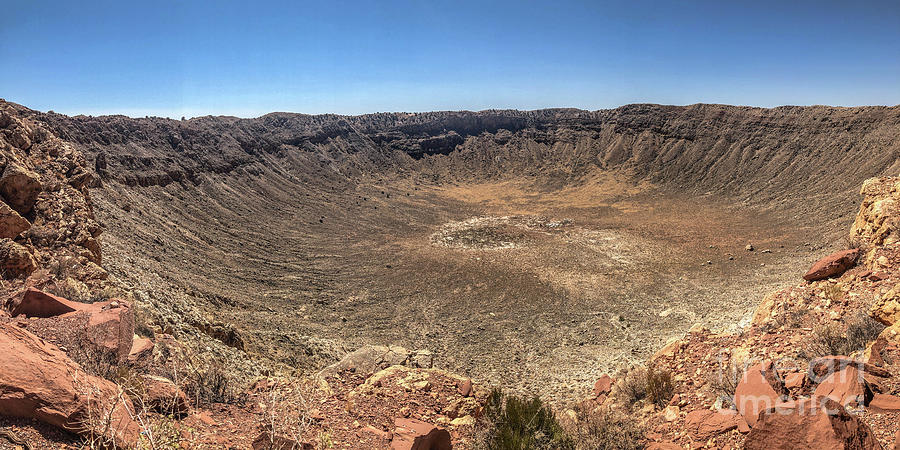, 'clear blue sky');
2,1,899,117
